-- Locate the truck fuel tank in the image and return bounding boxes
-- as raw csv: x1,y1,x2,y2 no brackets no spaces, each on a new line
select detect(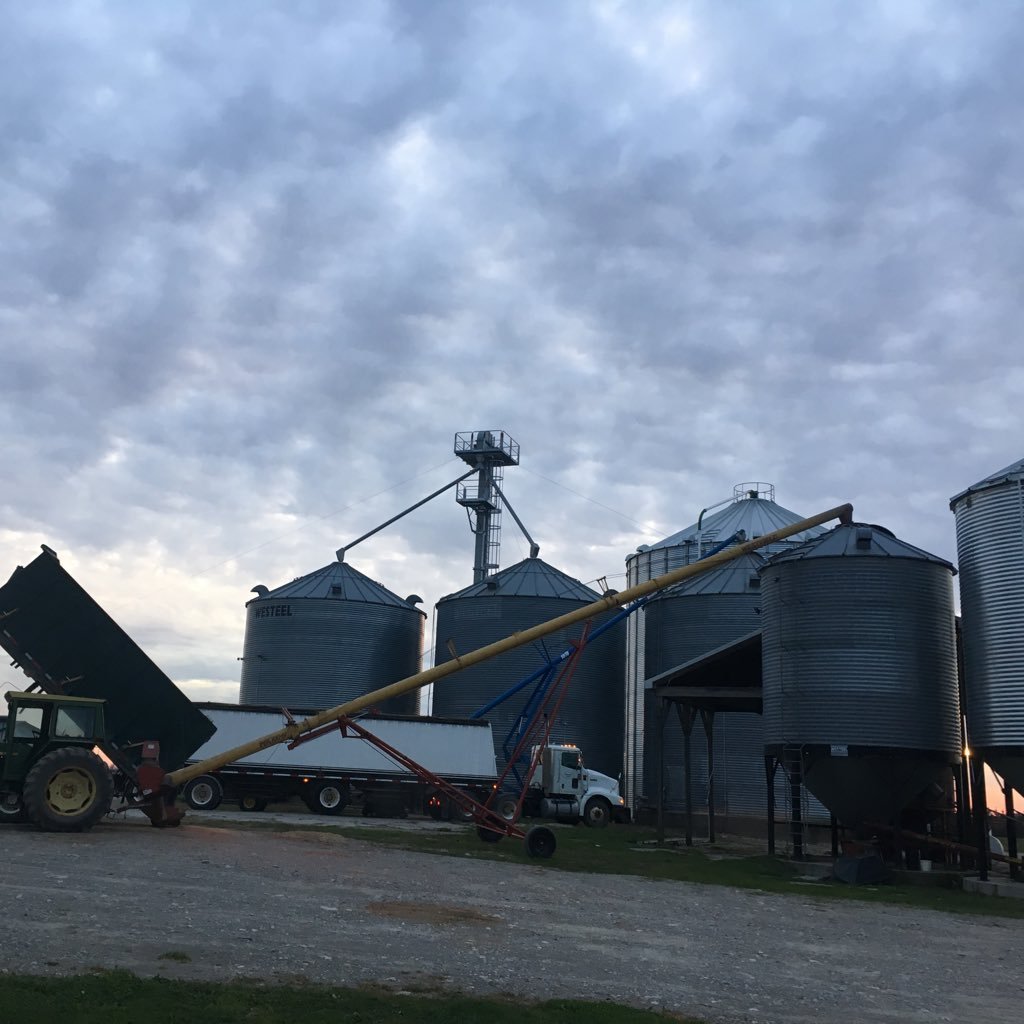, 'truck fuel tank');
540,796,580,824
